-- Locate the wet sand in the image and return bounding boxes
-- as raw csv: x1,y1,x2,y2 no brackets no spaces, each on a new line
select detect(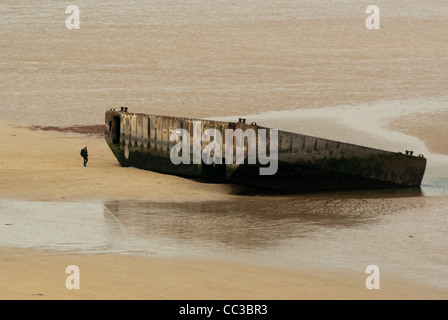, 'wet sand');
1,246,446,300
